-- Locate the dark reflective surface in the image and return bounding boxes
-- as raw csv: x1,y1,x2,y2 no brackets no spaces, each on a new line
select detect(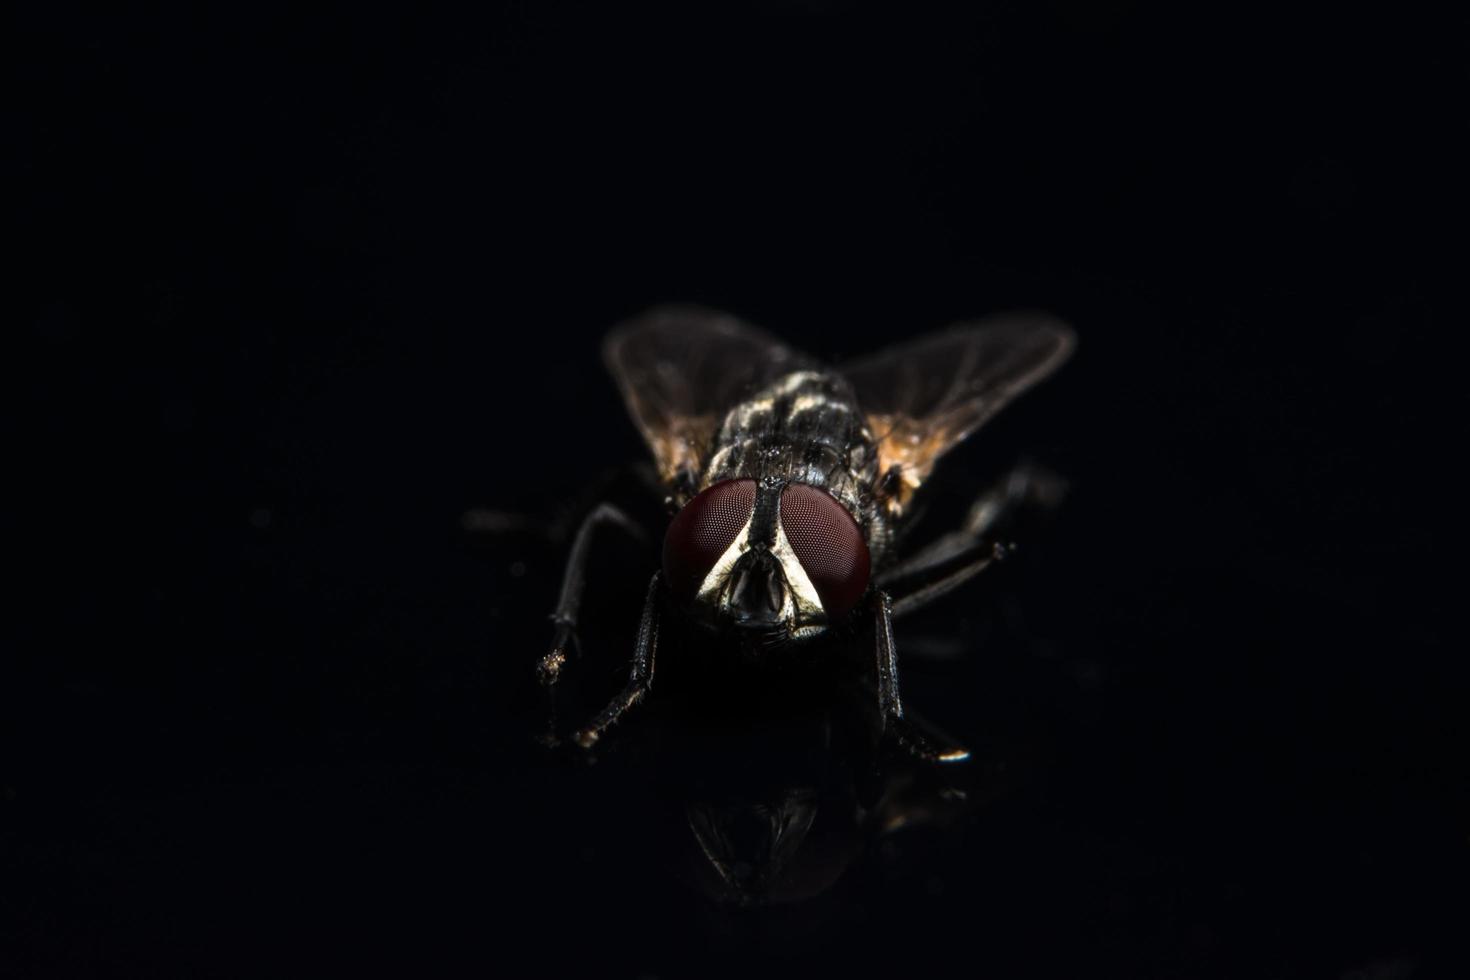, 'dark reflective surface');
537,625,979,907
10,5,1464,978
574,686,959,906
